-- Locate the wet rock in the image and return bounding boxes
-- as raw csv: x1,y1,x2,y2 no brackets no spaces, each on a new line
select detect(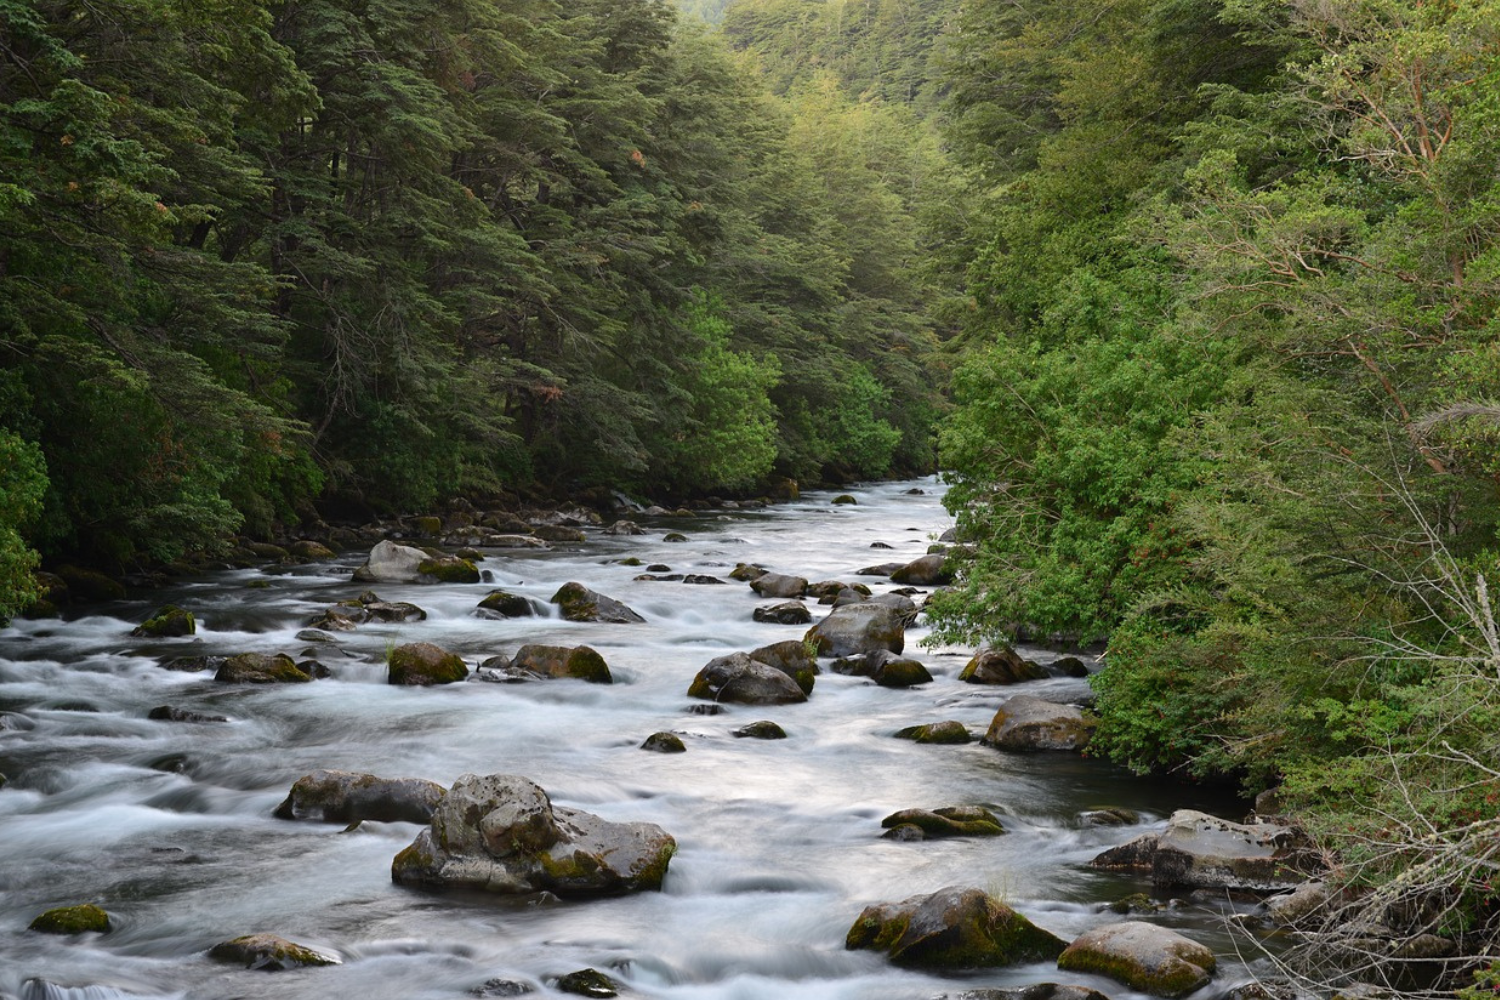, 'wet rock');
805,603,906,658
832,494,857,505
683,574,725,585
364,599,427,623
353,540,429,583
753,601,812,625
750,572,808,599
216,653,313,684
603,520,644,536
1263,881,1332,927
880,806,1005,838
1051,655,1091,678
733,720,787,739
416,553,480,583
387,642,469,686
296,629,338,643
1107,892,1166,915
870,541,893,549
663,532,689,543
29,904,111,935
1089,810,1321,892
148,705,228,724
1057,921,1216,998
932,986,1109,1000
130,604,196,638
982,695,1095,751
1079,807,1140,826
857,562,906,577
471,978,537,996
391,773,676,896
551,582,646,624
729,563,767,582
501,644,612,684
894,721,972,744
288,540,336,560
641,732,686,753
747,639,819,694
534,525,587,543
891,554,951,586
274,769,446,824
634,573,683,582
846,885,1066,969
958,646,1047,685
556,968,619,997
490,534,549,549
688,652,808,705
208,933,341,970
834,650,931,687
